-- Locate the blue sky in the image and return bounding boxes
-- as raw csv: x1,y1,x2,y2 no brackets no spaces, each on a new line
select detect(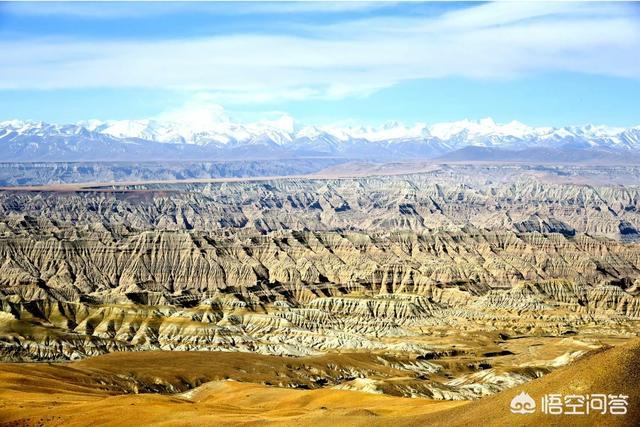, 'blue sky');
0,1,639,127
